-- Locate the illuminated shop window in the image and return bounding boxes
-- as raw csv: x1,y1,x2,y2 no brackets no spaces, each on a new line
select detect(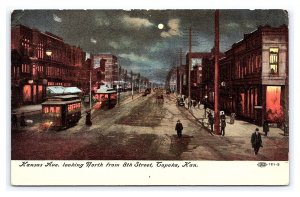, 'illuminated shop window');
266,86,283,122
270,48,279,74
44,107,49,113
23,85,31,102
